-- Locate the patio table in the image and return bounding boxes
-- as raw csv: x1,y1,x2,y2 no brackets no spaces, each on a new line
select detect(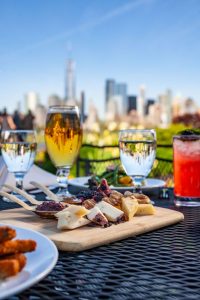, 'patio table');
0,190,200,300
